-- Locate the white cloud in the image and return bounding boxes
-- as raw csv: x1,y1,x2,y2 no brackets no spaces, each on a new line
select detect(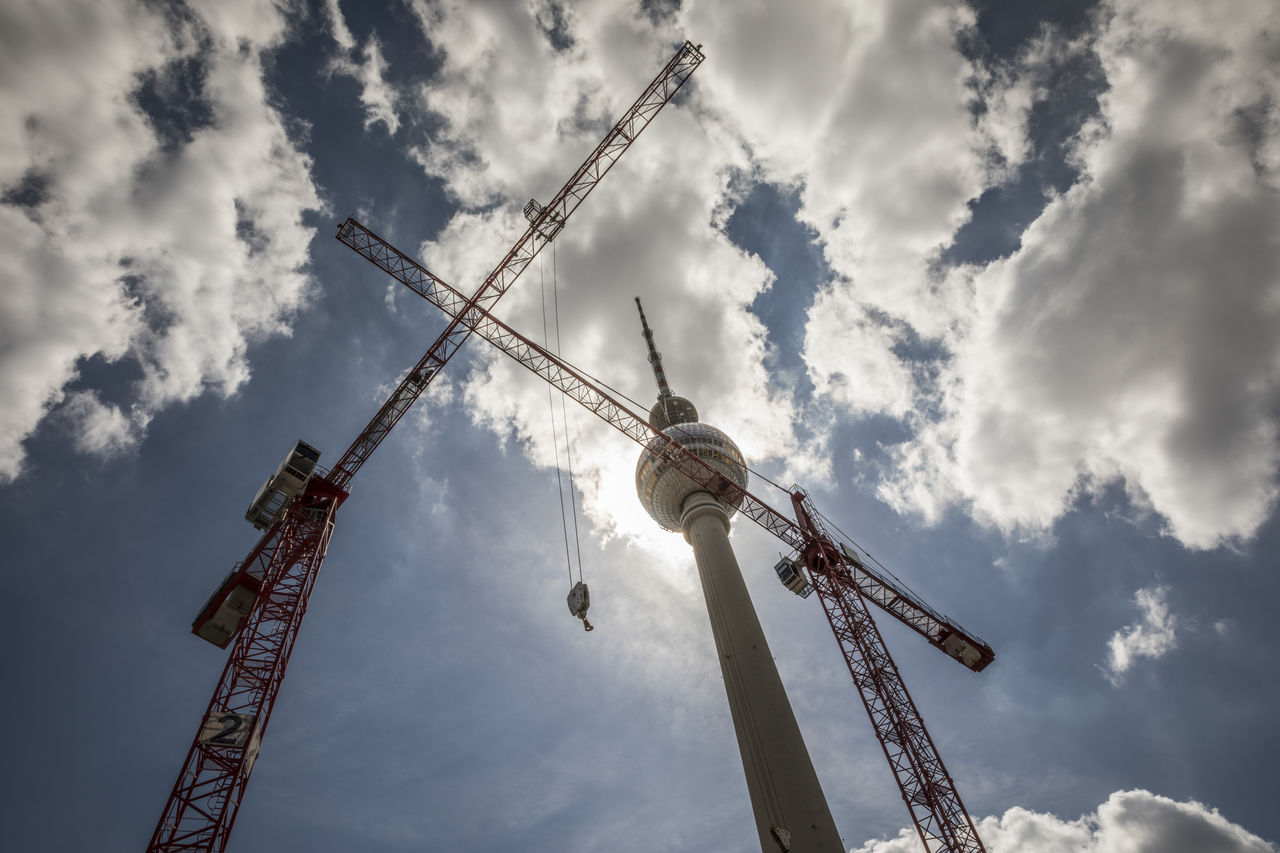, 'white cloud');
1102,584,1178,685
403,0,657,208
390,0,1070,564
854,789,1278,853
0,0,322,480
397,0,825,560
60,390,144,457
323,0,356,51
876,0,1280,549
369,0,1280,559
679,0,1031,417
323,0,401,134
